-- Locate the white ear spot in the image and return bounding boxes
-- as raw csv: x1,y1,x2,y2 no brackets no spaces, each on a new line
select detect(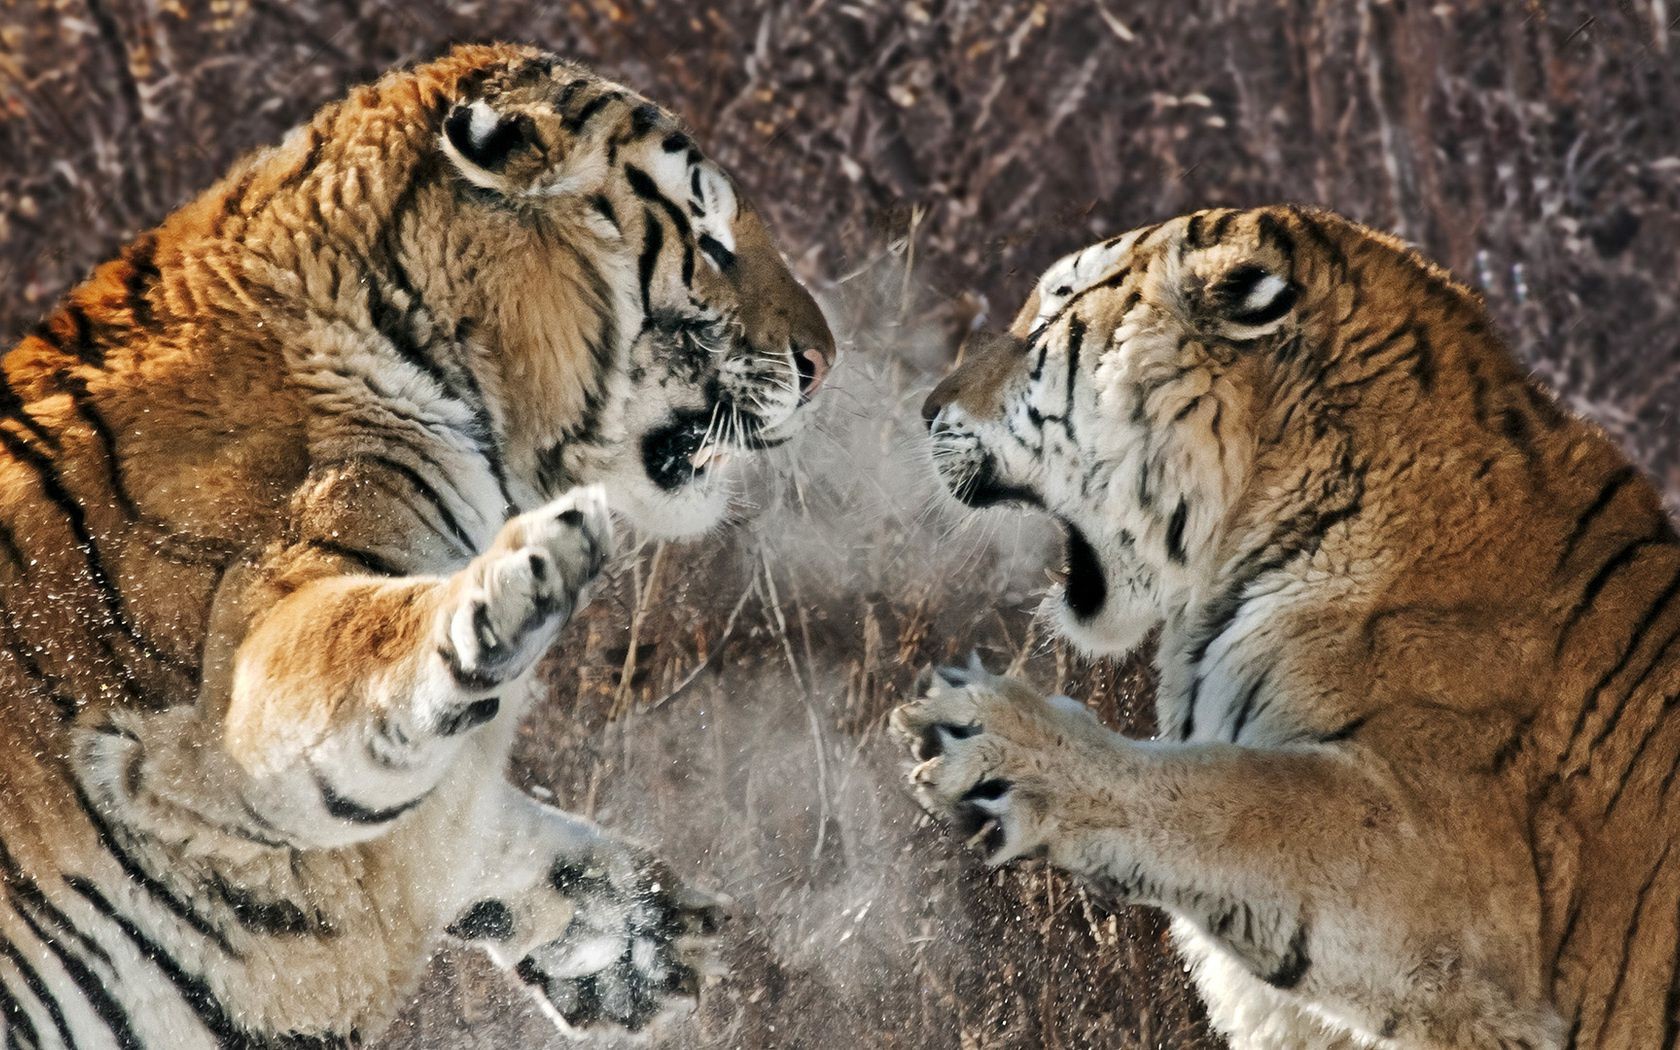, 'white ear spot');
1219,265,1299,329
466,100,499,144
1239,273,1289,314
440,100,534,191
